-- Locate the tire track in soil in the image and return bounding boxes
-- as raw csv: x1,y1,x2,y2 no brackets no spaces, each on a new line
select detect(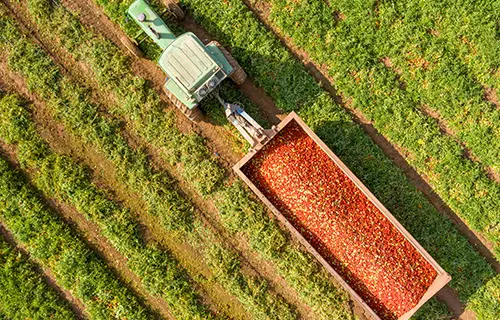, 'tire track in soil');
0,222,88,320
0,63,244,319
15,1,327,319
